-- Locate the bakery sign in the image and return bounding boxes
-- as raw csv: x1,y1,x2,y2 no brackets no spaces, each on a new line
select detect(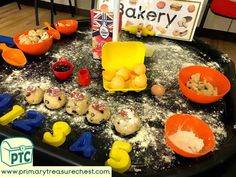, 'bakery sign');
96,0,204,41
